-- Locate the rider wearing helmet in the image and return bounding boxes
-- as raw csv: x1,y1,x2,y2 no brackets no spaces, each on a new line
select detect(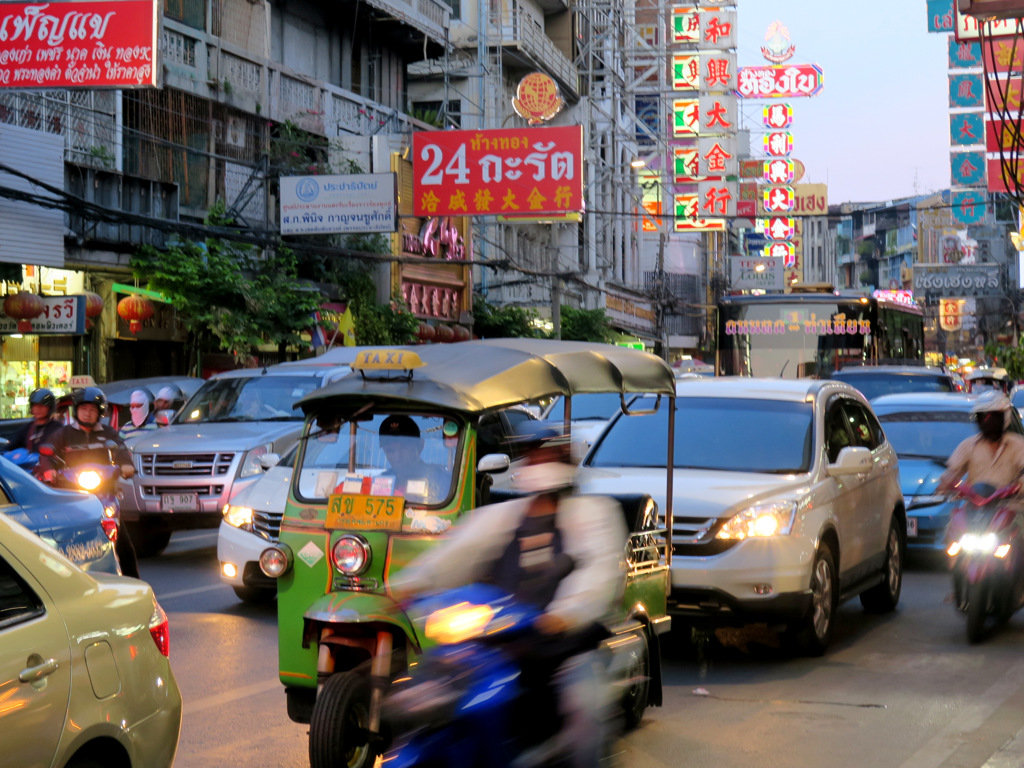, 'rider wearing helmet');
395,420,626,768
5,388,61,454
939,391,1024,500
39,387,135,482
